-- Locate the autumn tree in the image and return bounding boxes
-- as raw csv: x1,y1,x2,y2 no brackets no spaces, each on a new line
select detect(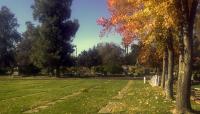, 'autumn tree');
97,0,177,99
98,0,200,113
138,43,162,70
